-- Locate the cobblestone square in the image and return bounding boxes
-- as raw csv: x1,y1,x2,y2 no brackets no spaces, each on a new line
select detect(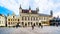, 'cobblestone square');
0,26,60,34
